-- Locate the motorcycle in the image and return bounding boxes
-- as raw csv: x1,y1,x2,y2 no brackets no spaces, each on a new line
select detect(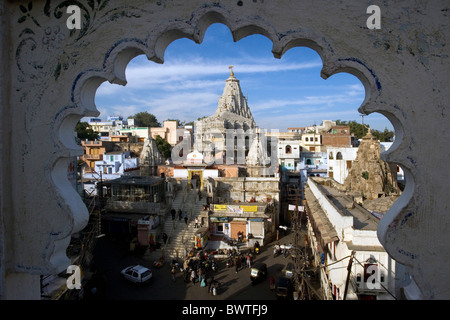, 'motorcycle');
253,241,261,255
273,244,281,258
280,243,293,258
